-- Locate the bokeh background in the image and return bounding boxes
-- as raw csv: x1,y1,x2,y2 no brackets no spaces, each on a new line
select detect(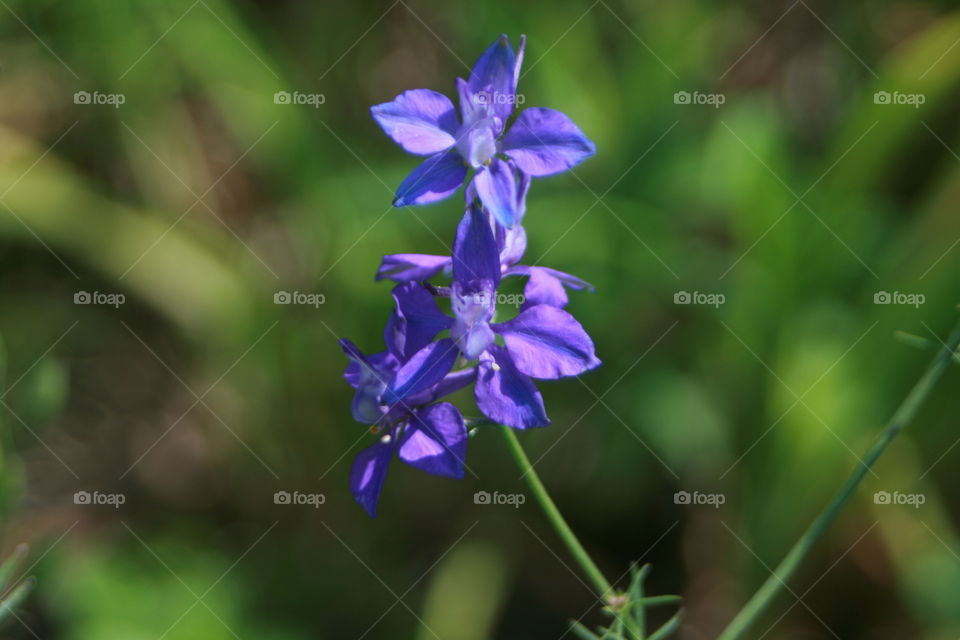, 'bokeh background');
0,0,959,638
